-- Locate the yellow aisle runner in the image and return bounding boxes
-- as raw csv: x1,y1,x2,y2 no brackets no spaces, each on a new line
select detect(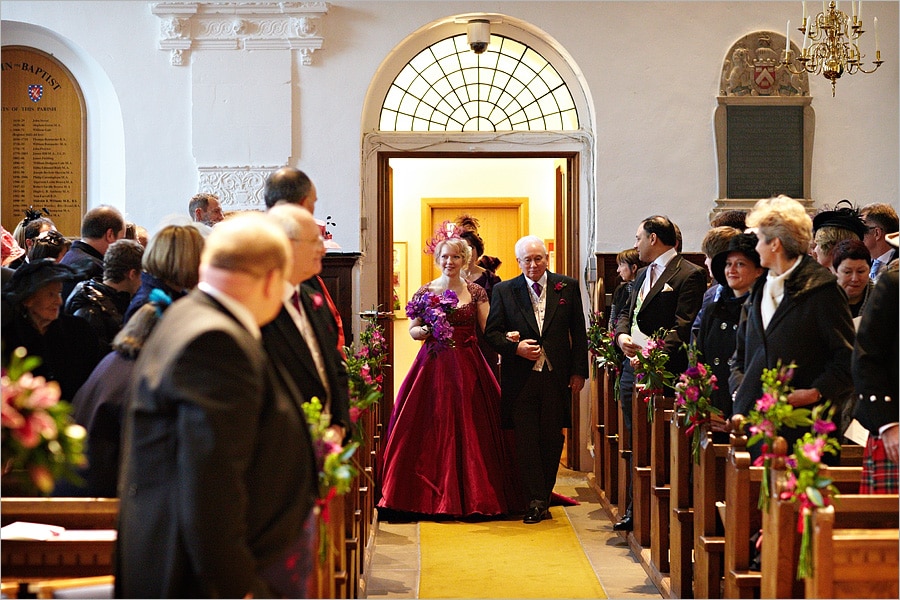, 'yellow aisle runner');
418,509,607,598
